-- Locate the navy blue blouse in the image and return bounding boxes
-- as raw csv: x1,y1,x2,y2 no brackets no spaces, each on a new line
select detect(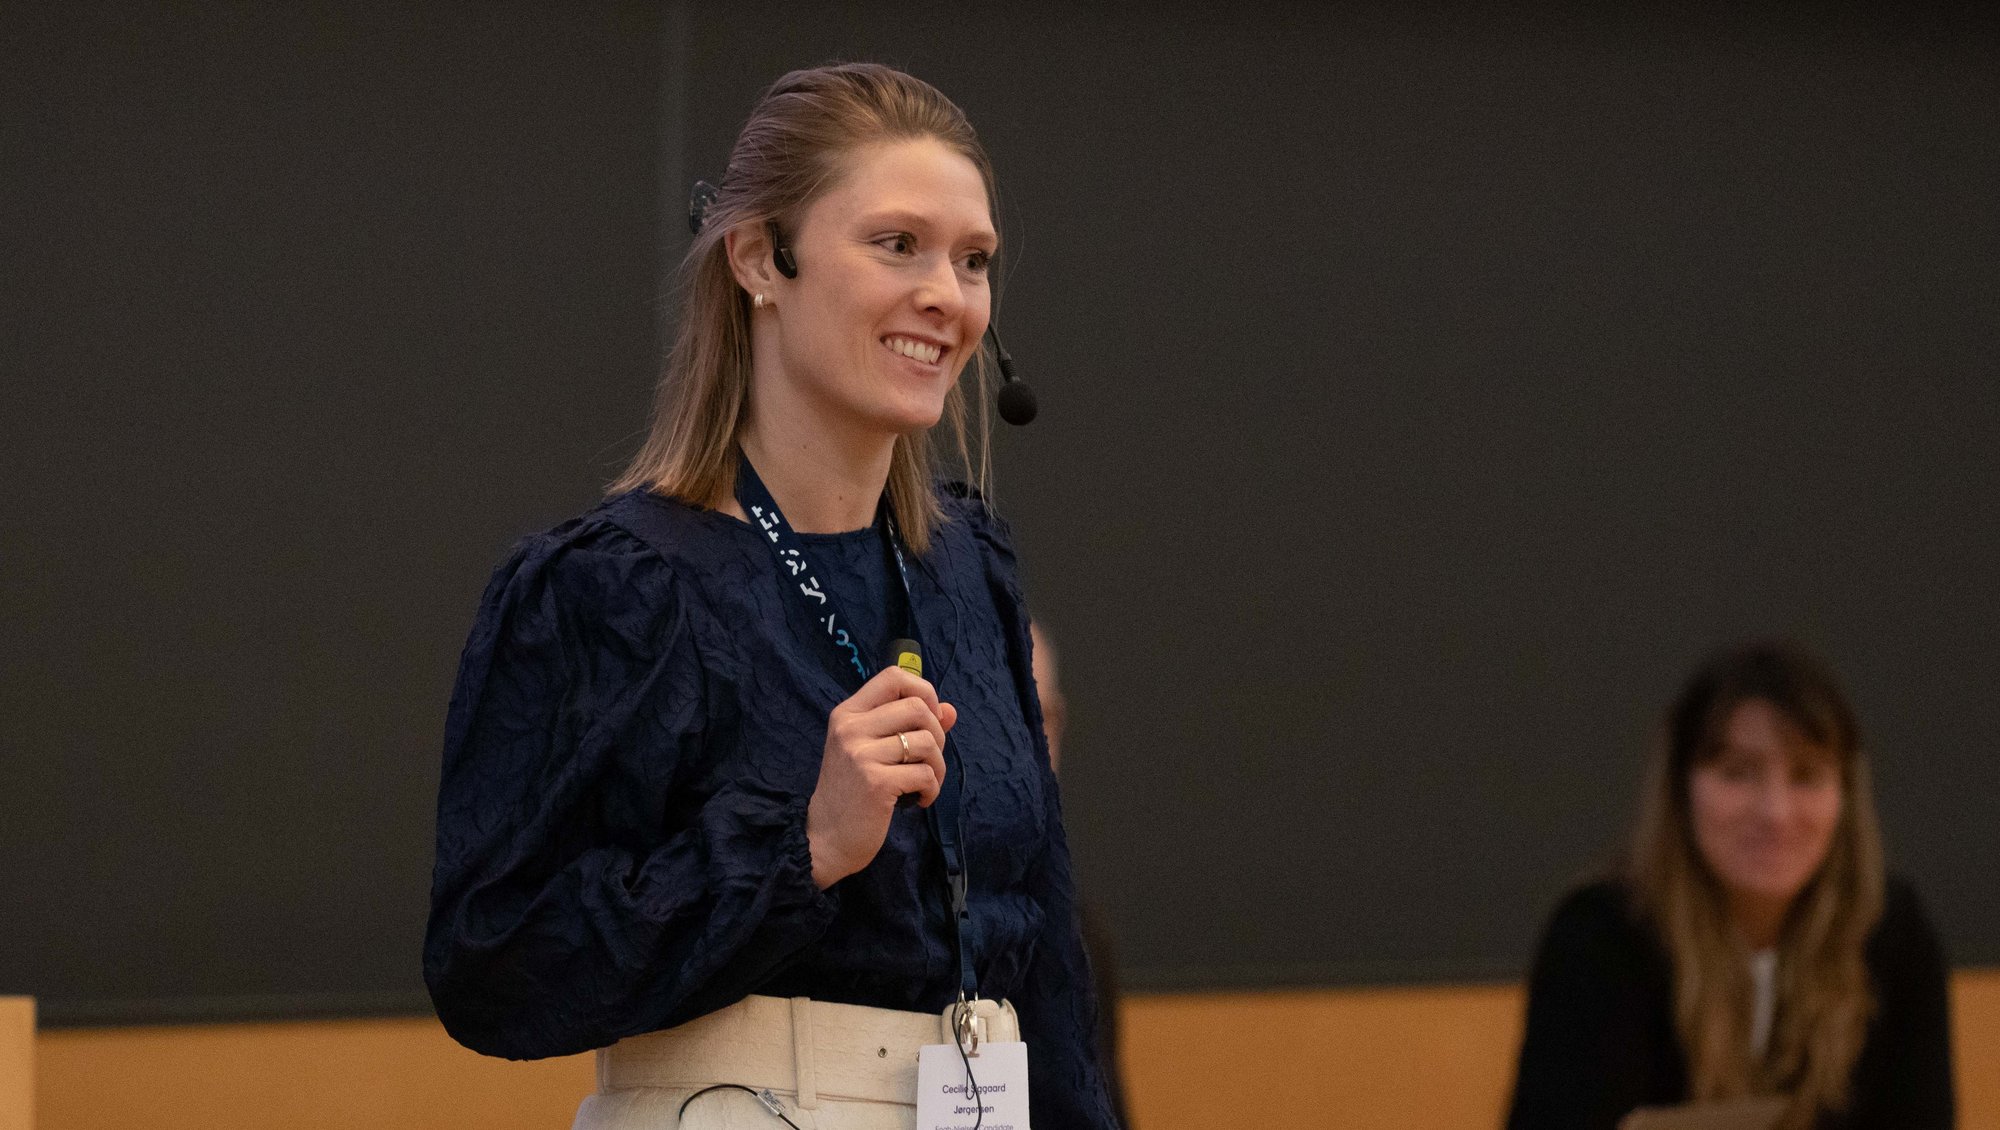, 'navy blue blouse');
424,486,1118,1129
